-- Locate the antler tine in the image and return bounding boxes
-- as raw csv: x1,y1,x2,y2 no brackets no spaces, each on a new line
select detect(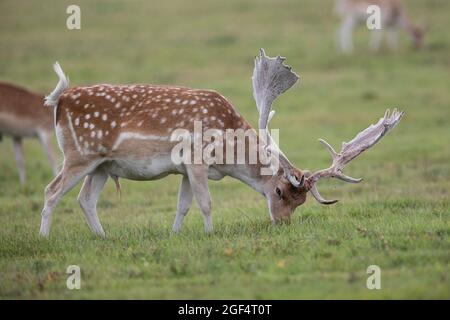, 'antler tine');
309,184,338,205
318,138,363,183
318,138,339,161
307,109,404,205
